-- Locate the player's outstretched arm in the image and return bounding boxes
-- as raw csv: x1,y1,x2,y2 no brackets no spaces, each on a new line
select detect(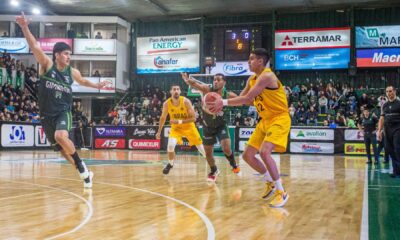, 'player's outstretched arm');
181,73,210,94
72,68,107,89
16,12,52,73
